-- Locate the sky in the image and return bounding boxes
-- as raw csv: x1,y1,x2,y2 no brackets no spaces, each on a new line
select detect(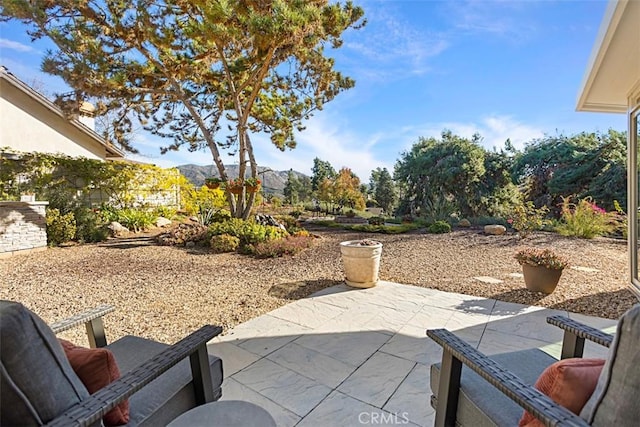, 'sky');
0,0,627,182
